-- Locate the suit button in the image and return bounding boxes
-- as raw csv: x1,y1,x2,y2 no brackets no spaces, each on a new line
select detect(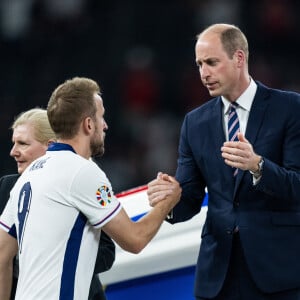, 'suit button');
226,230,232,235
